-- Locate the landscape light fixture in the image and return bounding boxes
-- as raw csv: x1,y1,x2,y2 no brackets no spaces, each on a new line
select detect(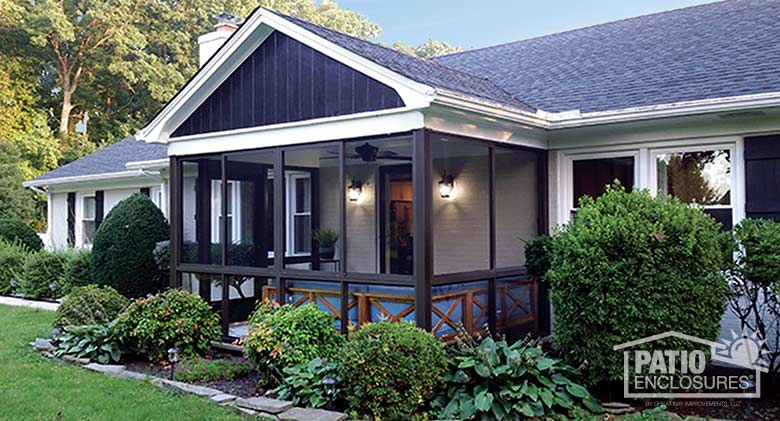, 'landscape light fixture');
438,174,455,198
168,348,179,380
